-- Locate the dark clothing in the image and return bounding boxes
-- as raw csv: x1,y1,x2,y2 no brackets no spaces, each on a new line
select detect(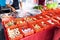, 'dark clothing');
11,0,19,10
38,0,45,5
